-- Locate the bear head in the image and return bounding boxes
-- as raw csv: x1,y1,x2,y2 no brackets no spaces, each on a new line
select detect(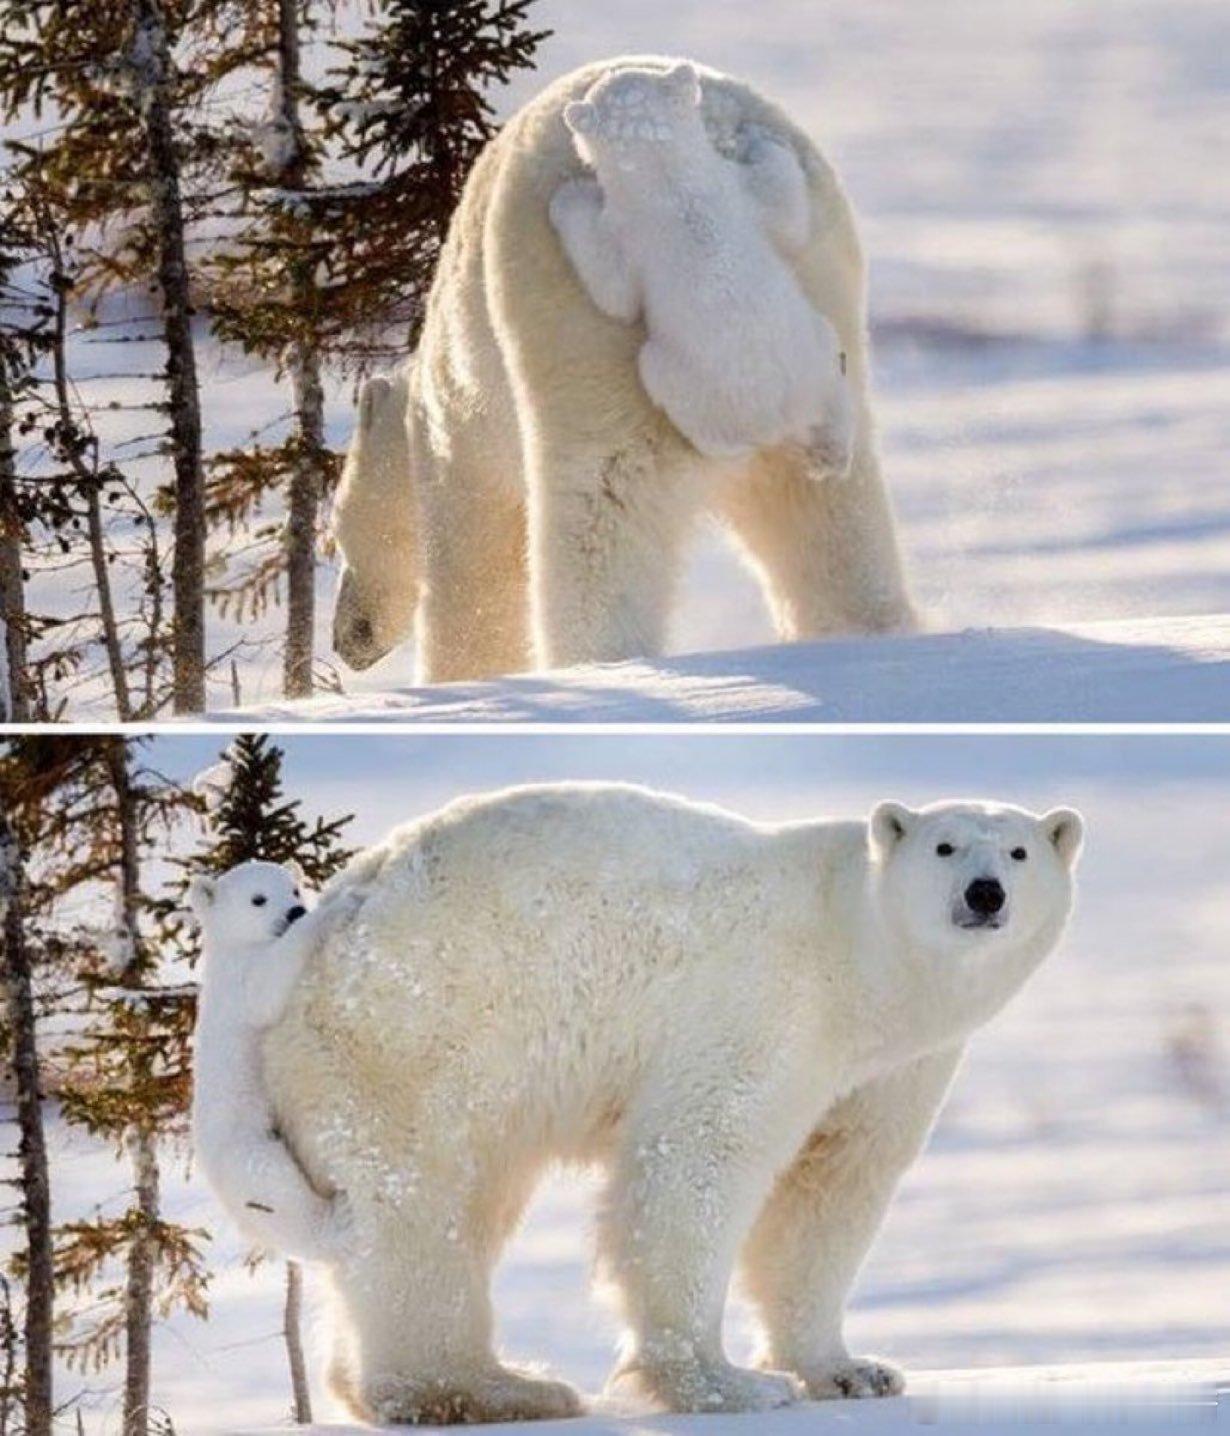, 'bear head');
869,799,1083,960
332,373,417,672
